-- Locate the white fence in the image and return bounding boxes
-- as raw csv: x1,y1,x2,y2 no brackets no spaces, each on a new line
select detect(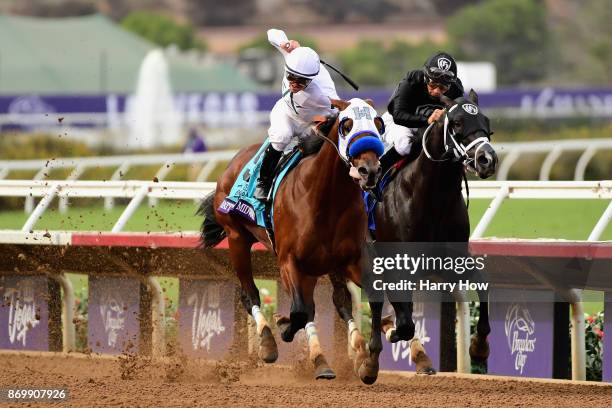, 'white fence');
0,179,609,241
495,138,612,181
